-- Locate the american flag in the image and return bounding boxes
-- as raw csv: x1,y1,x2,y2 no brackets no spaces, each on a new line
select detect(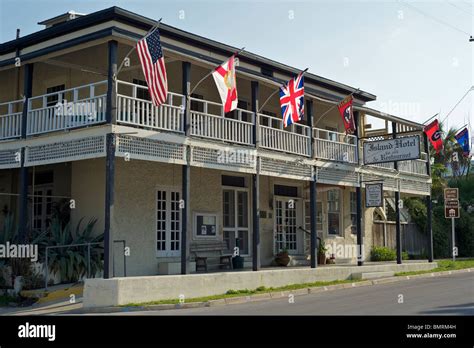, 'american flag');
280,73,304,127
136,28,168,106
